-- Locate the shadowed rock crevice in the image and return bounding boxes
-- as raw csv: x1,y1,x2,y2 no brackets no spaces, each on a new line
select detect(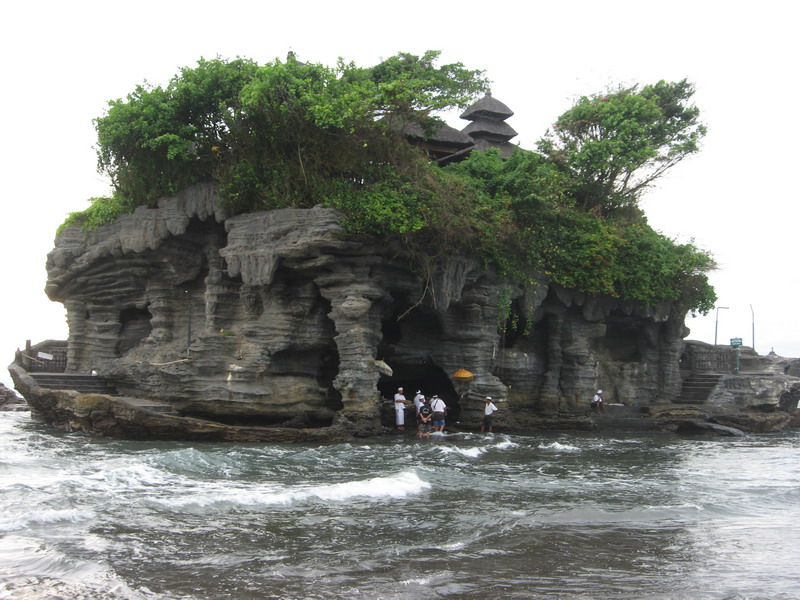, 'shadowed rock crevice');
116,306,153,357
